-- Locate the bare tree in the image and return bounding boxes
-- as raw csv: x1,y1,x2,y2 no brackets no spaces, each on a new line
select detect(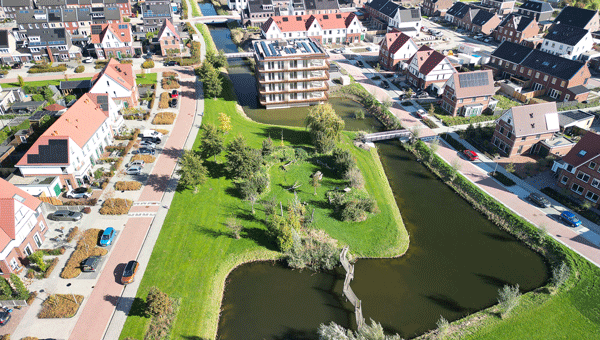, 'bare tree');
497,284,521,318
226,217,243,239
449,157,462,182
429,138,440,163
